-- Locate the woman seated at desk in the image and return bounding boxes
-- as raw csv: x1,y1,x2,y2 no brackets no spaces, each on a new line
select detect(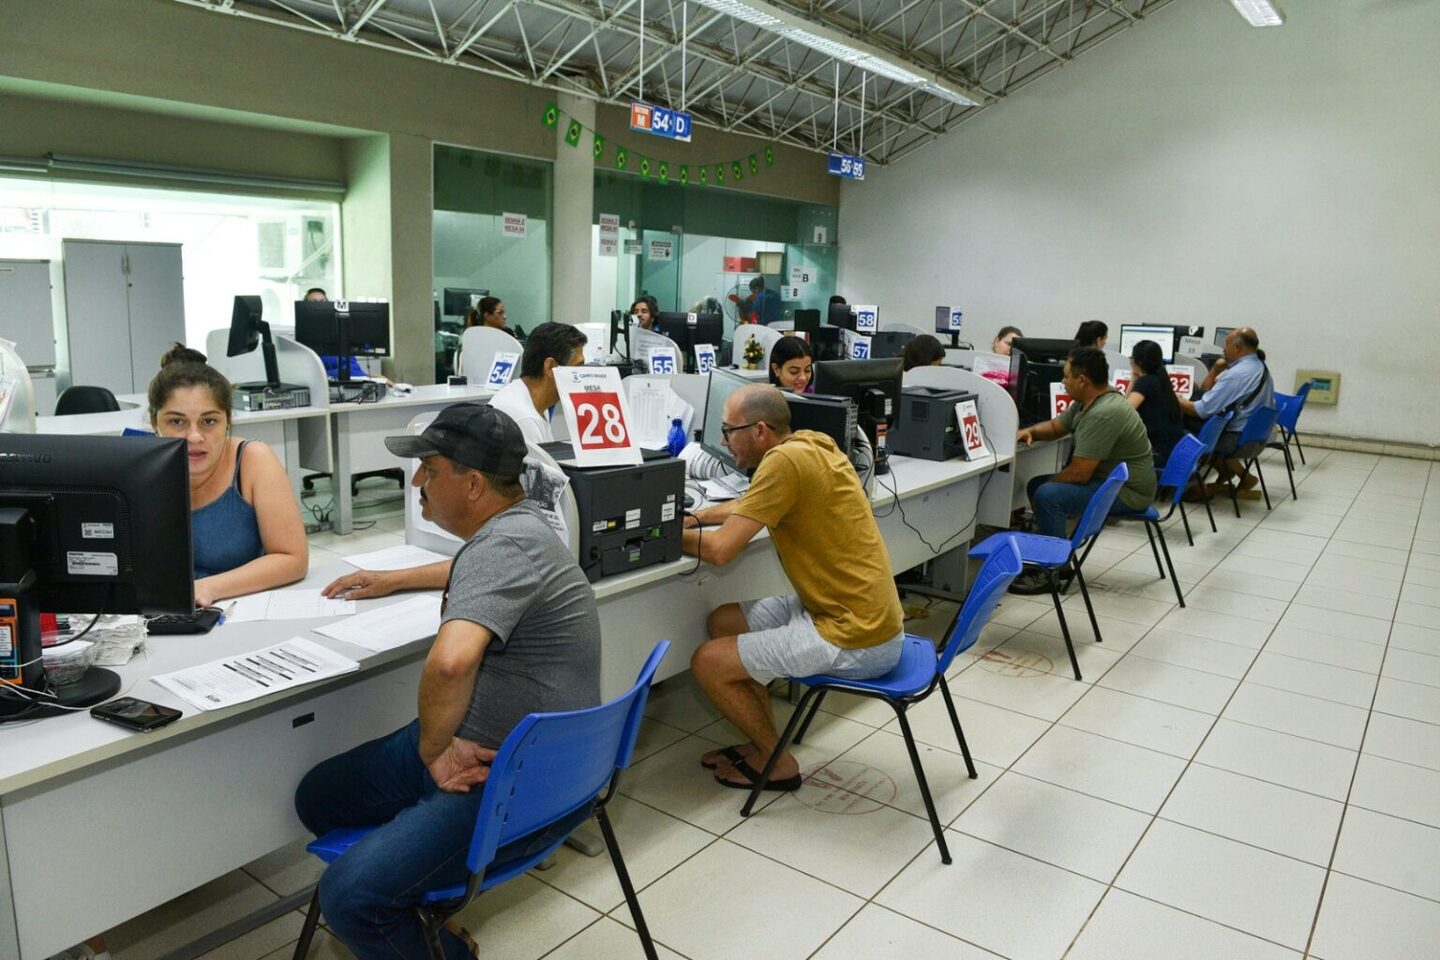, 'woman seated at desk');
148,344,308,606
683,335,874,491
1126,339,1186,467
